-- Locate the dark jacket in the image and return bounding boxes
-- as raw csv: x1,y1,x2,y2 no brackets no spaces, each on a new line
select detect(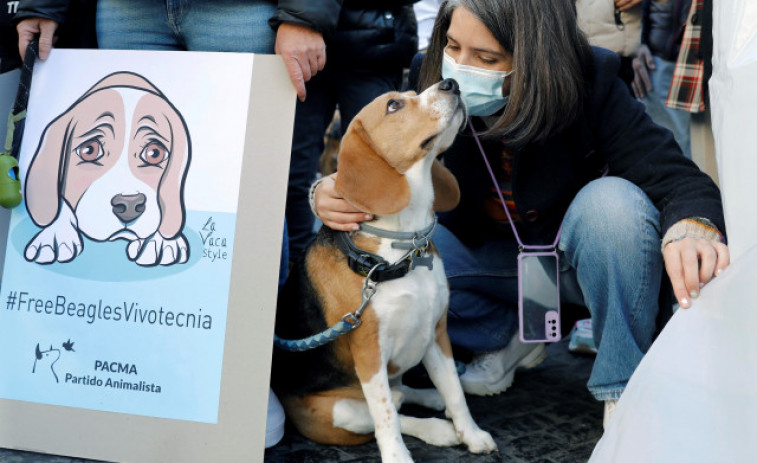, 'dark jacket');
1,2,21,71
271,0,417,70
412,47,724,247
641,0,692,61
